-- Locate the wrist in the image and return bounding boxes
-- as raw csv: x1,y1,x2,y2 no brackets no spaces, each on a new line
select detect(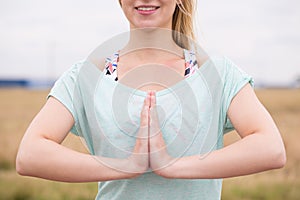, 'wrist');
92,155,145,180
155,156,197,179
152,157,180,179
